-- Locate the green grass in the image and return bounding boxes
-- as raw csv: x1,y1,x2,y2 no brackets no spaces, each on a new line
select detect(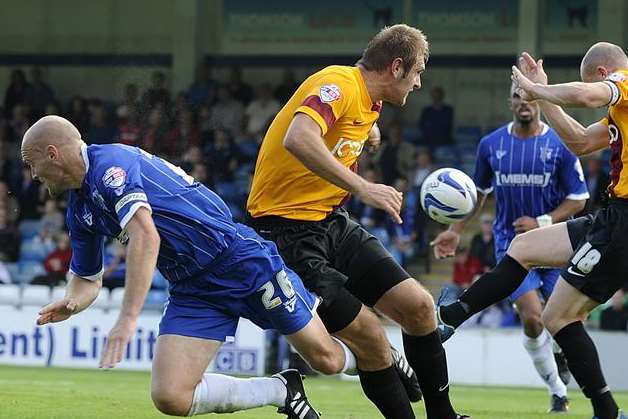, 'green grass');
1,365,627,419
